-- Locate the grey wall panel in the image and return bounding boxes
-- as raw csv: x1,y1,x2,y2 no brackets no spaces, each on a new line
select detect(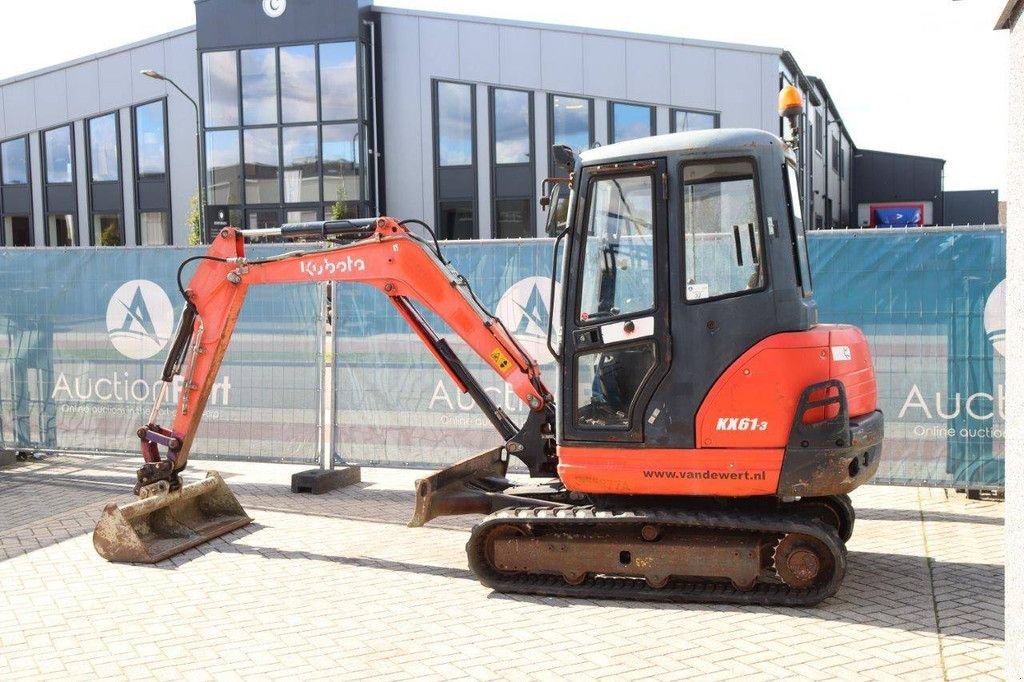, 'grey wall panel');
74,119,88,244
459,22,500,84
32,71,69,131
3,80,37,134
669,45,715,110
130,42,167,103
655,106,669,136
498,27,541,89
97,52,133,113
164,33,200,244
65,62,101,121
30,134,43,245
594,98,608,146
759,54,779,132
119,108,137,243
475,86,490,238
540,31,583,93
625,41,670,105
380,13,424,224
161,32,199,100
714,50,762,128
582,36,626,99
0,84,5,139
418,18,459,79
